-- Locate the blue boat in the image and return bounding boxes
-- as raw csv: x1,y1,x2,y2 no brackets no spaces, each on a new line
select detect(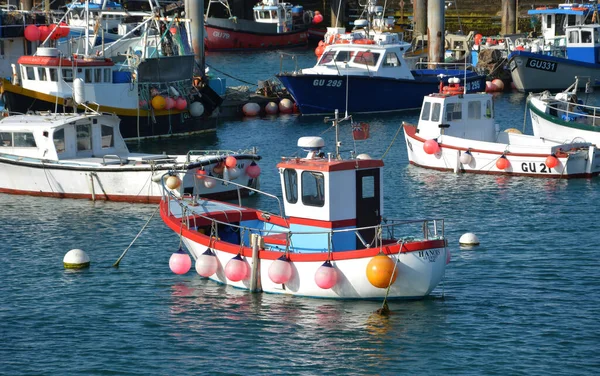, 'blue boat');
276,31,486,115
508,3,600,91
